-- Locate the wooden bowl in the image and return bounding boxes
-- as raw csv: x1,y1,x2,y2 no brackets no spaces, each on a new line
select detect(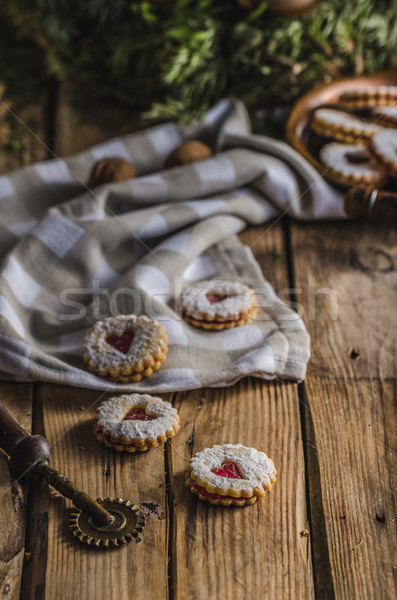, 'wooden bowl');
286,71,397,189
